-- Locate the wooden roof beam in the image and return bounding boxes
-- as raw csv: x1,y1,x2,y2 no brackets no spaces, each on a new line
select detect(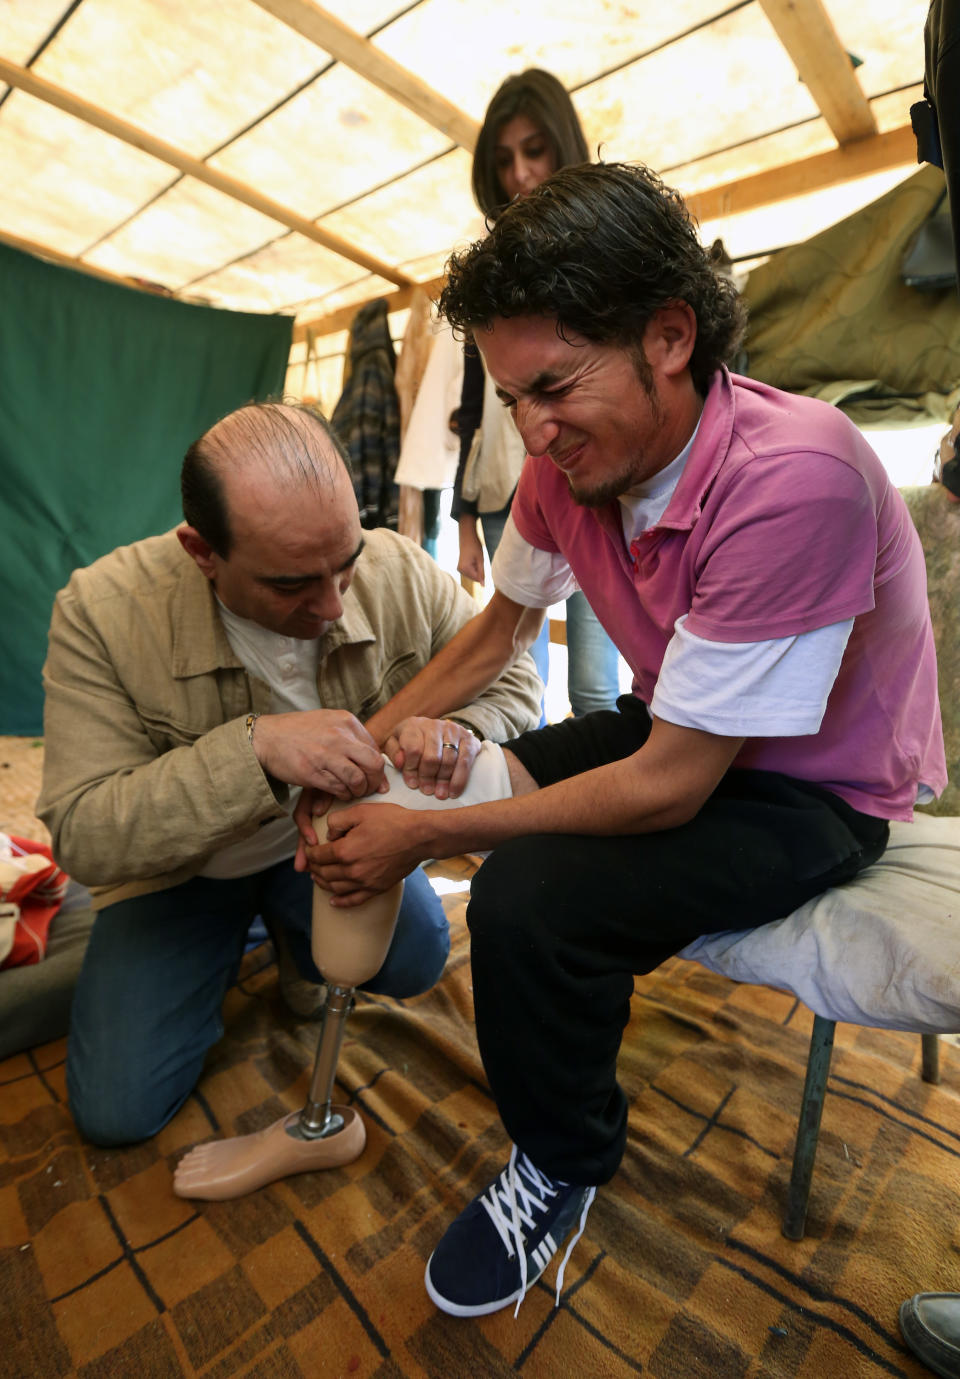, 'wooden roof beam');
0,226,138,287
757,0,877,144
0,56,411,287
685,121,915,222
292,123,920,341
254,0,480,151
291,274,445,343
